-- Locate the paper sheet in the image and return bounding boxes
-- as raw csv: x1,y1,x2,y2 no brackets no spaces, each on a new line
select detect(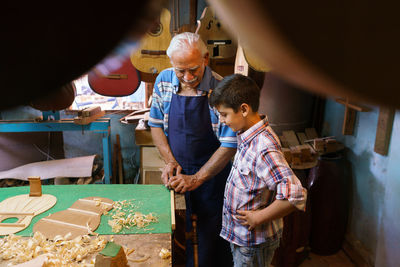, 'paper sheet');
0,155,96,180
